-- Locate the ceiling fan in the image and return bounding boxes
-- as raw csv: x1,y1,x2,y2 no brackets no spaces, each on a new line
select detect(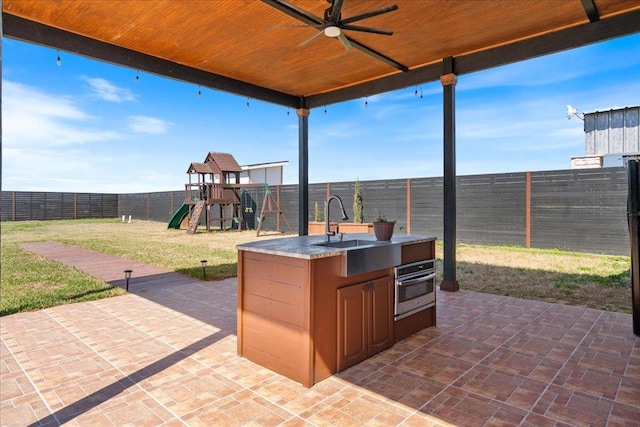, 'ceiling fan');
263,0,408,71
